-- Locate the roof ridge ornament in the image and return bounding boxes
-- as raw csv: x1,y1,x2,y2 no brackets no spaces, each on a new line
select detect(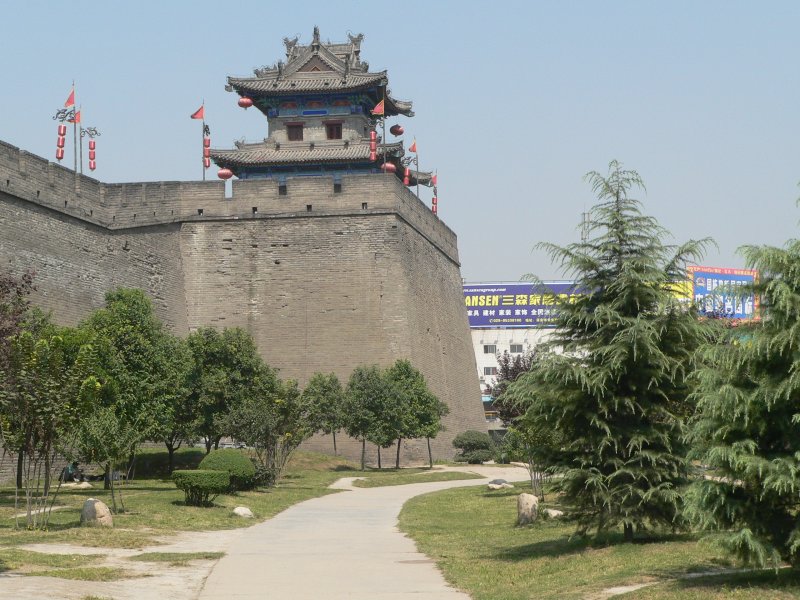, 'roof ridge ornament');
283,36,298,59
312,26,320,51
